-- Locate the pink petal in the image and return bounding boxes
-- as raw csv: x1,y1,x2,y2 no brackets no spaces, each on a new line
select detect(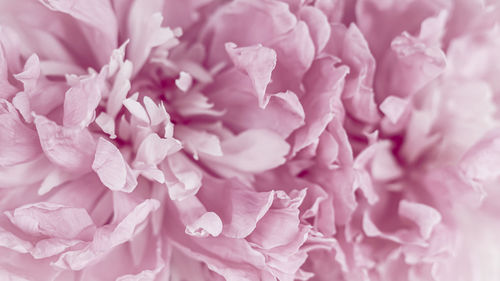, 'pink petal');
378,31,447,99
398,200,442,239
0,101,42,166
92,138,137,192
172,92,225,117
39,0,118,65
248,190,306,249
127,0,178,75
333,24,380,123
0,156,52,188
460,130,500,182
185,212,223,238
175,71,193,92
299,6,331,54
106,60,132,118
162,154,203,201
53,199,160,270
226,43,277,108
63,73,104,128
201,0,296,66
174,126,222,160
0,41,17,99
95,112,116,139
135,133,182,165
5,202,95,239
207,70,305,138
31,238,81,259
197,177,275,239
0,226,33,254
269,21,315,93
12,92,32,123
123,97,150,124
379,96,409,124
34,115,95,171
292,59,349,154
205,129,290,174
143,96,169,126
13,54,40,93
